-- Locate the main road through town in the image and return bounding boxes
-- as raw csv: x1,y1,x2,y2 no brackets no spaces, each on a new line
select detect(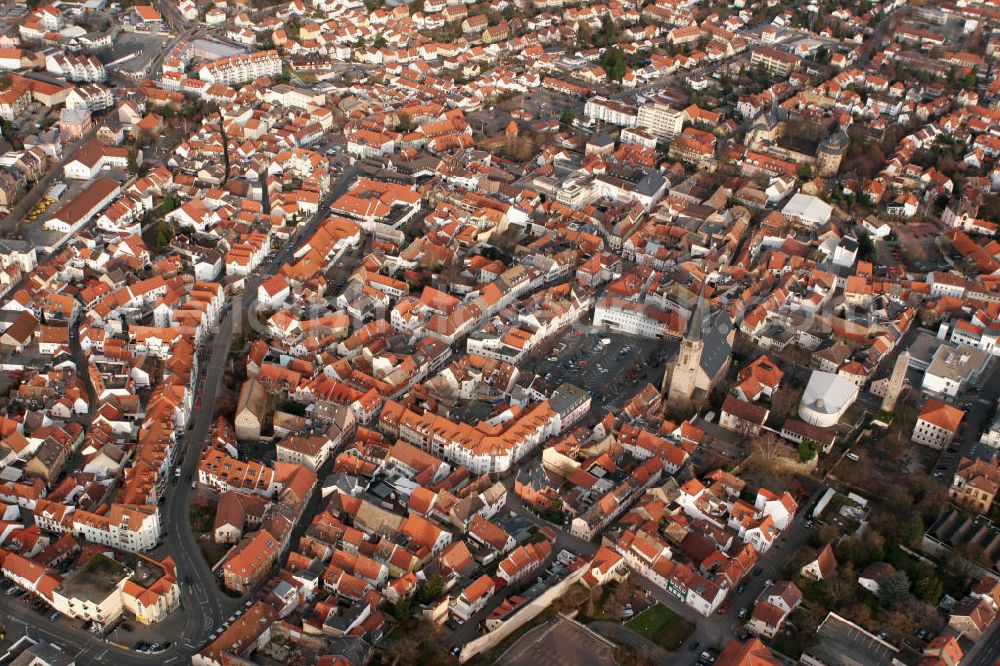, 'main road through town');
0,164,361,665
